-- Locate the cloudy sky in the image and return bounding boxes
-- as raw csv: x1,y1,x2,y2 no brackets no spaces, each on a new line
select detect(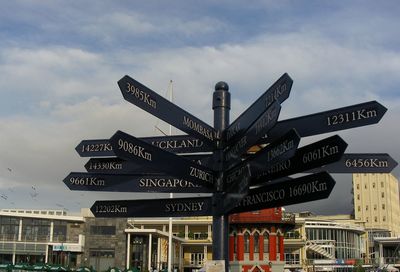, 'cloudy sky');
0,0,399,215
